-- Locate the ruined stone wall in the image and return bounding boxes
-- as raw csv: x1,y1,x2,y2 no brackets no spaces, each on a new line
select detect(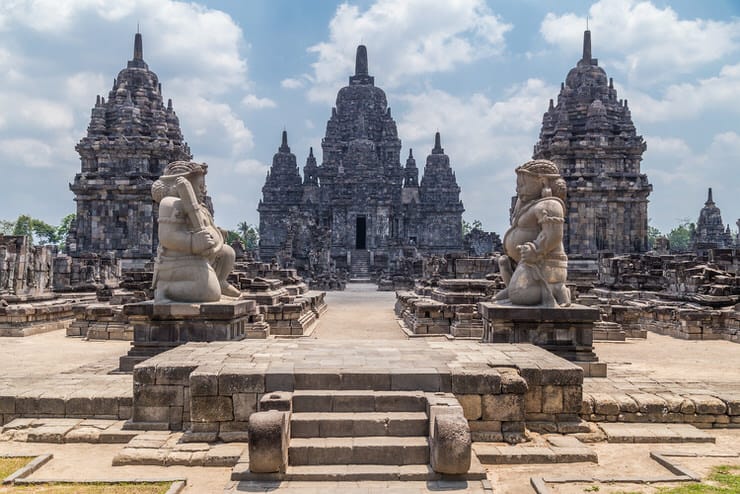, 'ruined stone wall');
0,235,54,300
